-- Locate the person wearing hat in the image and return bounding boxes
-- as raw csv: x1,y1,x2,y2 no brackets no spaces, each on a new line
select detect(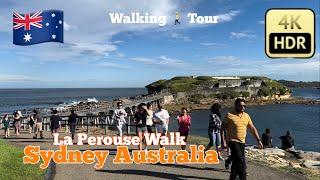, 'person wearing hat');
205,103,223,159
